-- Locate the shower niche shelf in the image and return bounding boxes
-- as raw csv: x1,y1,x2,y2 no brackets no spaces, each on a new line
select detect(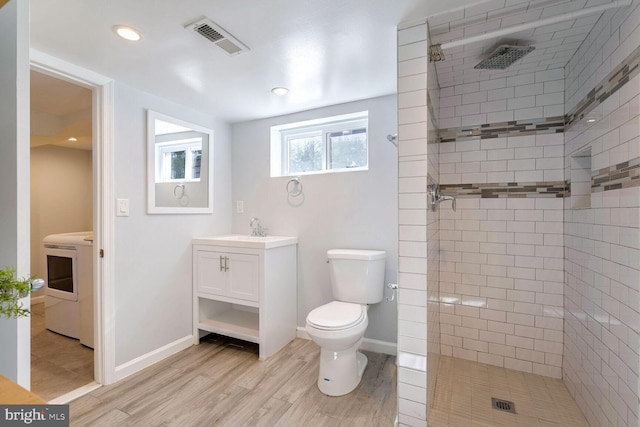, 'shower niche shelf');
571,148,592,209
